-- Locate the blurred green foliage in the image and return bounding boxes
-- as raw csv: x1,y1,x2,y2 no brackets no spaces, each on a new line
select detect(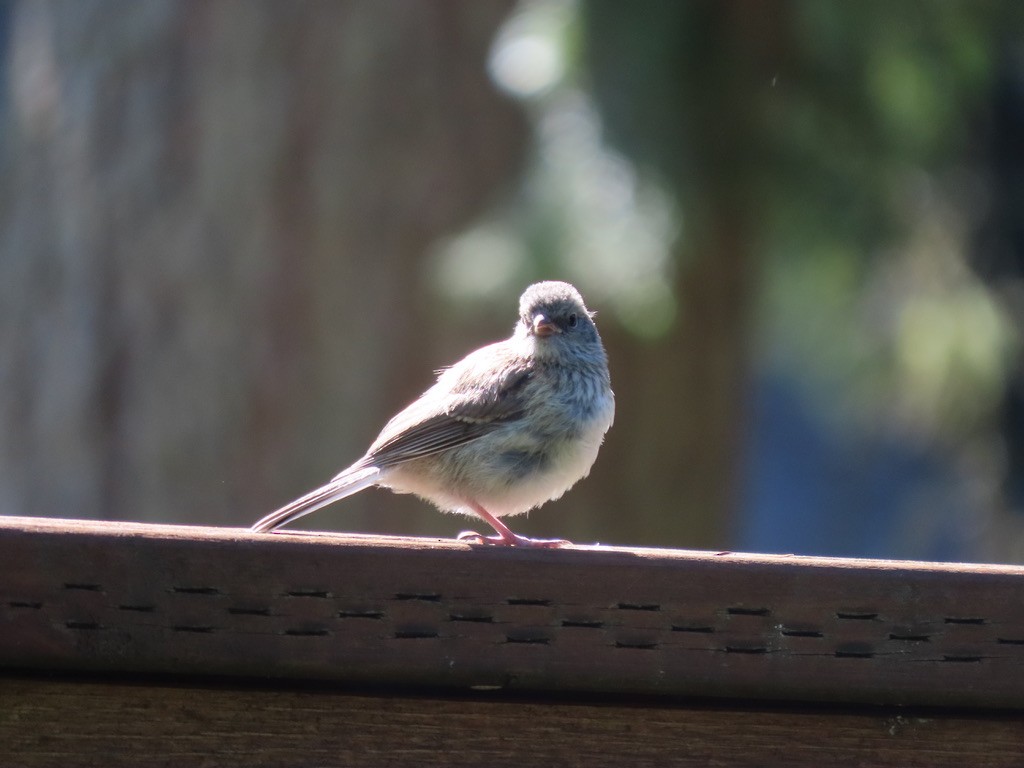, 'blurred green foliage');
574,0,1023,440
469,0,1024,556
